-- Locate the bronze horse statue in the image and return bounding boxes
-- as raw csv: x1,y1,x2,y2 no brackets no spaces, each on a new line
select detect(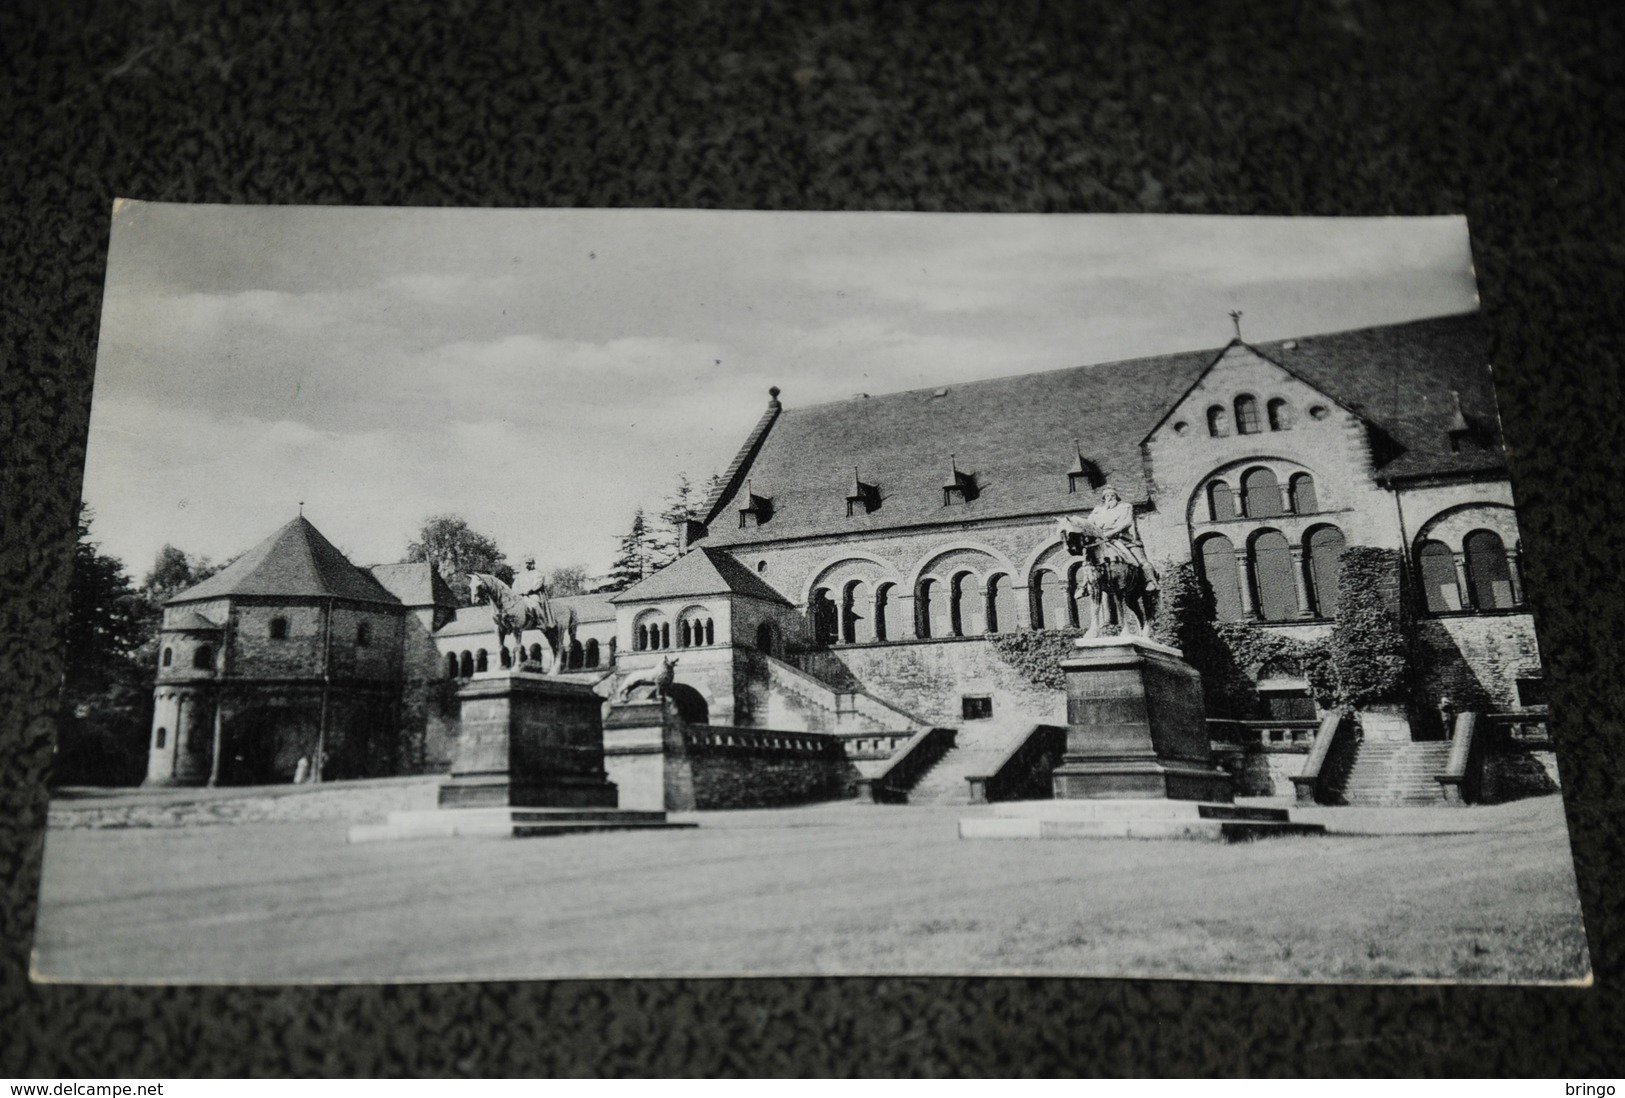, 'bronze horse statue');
1062,523,1157,639
468,572,579,674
